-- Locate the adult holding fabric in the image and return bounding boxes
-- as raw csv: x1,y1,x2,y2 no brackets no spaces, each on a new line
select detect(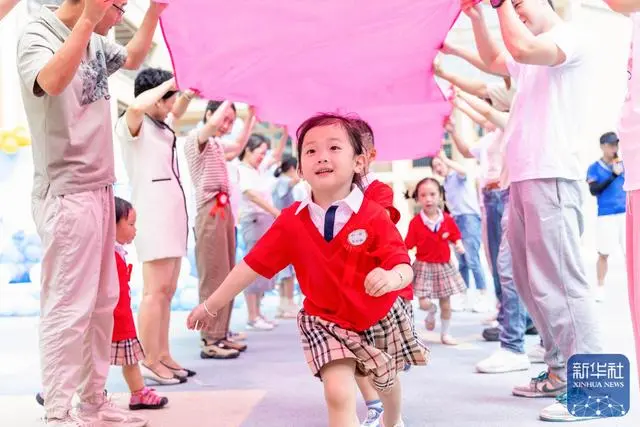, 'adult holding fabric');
116,67,196,384
184,100,256,359
461,0,601,421
17,0,167,424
